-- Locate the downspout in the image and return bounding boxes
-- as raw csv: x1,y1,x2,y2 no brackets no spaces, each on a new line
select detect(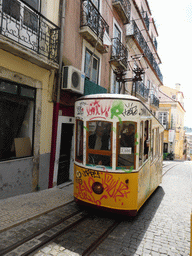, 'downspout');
48,0,66,188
